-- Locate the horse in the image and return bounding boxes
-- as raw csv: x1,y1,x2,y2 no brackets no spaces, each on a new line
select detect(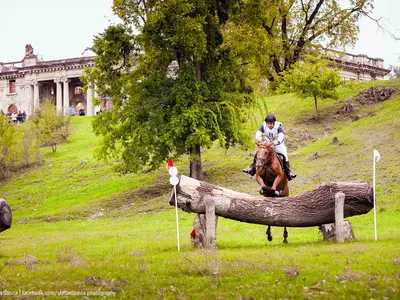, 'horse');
255,140,289,243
